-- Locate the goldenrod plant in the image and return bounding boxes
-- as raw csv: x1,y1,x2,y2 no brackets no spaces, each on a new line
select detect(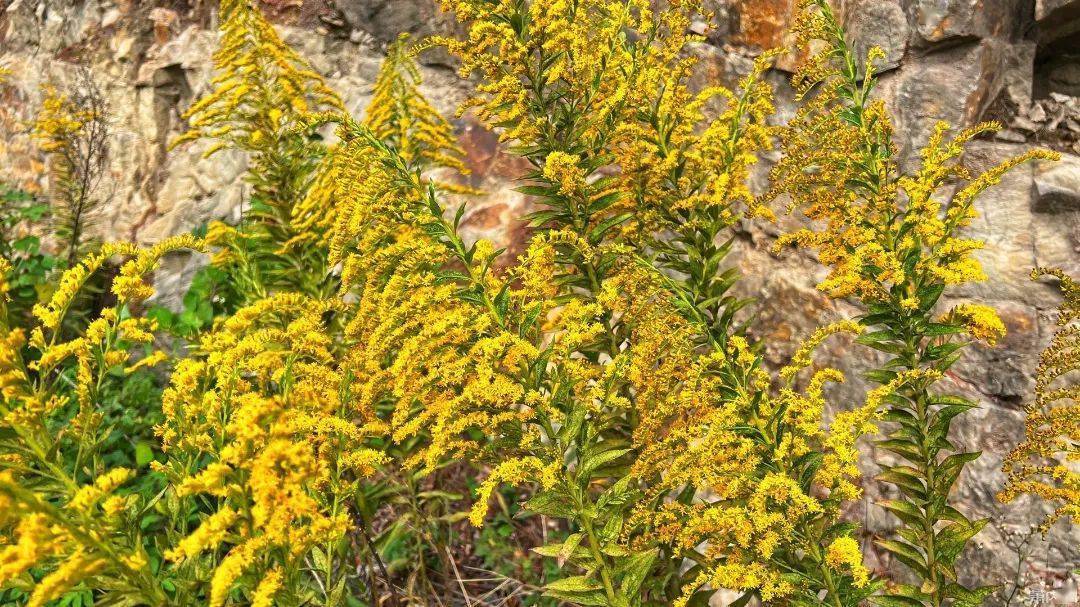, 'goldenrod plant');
173,0,343,301
0,0,1068,605
772,1,1058,606
152,291,389,606
0,236,202,607
417,2,882,604
314,113,875,604
291,34,470,257
32,70,110,268
999,269,1079,525
363,35,469,177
